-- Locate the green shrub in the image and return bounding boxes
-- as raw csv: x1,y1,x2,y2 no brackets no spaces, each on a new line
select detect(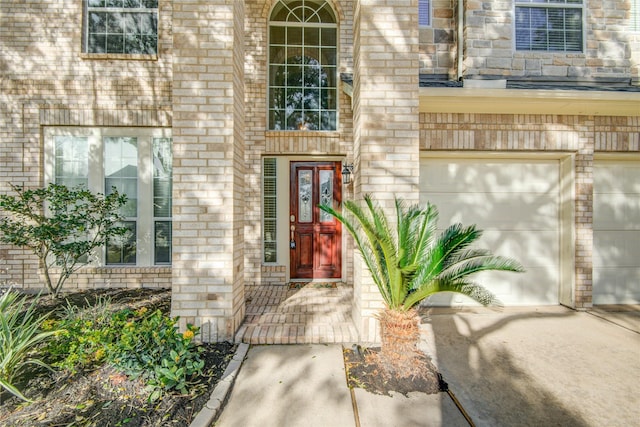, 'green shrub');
0,291,57,402
108,308,204,395
0,183,128,297
44,305,203,396
42,296,115,372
